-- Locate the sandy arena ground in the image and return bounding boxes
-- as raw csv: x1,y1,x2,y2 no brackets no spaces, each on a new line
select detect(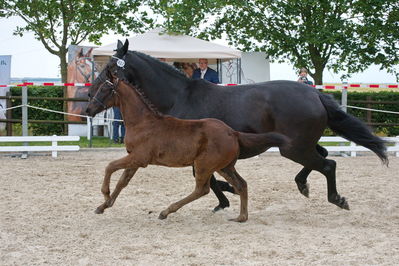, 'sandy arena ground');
1,150,398,265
